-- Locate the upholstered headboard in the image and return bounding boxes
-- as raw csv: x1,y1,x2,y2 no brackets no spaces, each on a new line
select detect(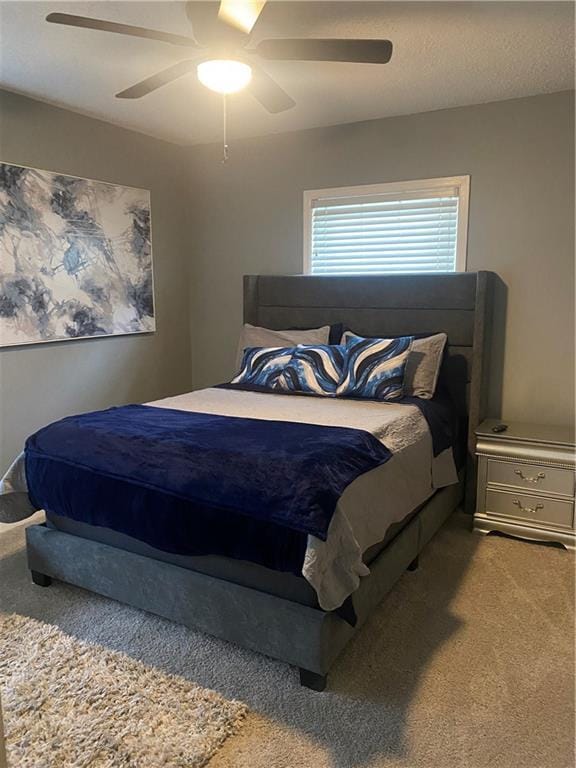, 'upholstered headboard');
244,272,497,512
